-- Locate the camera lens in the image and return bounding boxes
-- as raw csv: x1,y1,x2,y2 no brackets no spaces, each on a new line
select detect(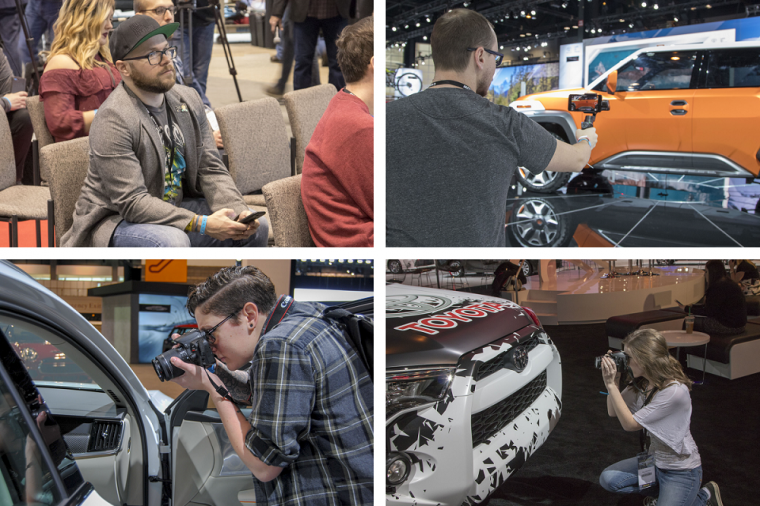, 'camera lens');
152,348,186,382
